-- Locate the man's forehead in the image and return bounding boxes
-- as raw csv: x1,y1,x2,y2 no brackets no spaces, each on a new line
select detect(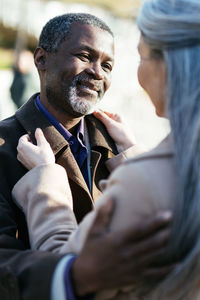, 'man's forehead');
69,22,113,40
70,21,110,33
64,23,115,59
